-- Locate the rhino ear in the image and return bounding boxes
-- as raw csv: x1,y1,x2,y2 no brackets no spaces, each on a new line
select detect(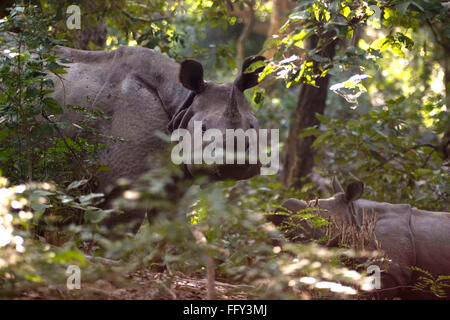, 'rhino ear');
332,176,344,194
179,59,205,93
345,181,364,202
234,55,266,91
